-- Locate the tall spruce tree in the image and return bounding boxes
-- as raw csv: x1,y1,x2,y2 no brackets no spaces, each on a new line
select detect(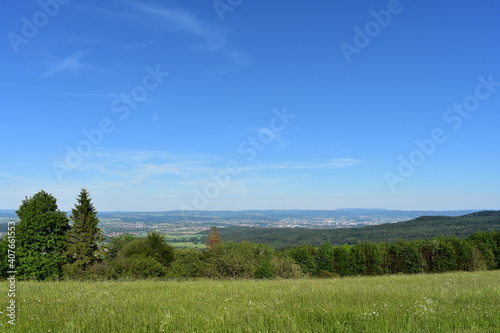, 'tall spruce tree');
66,188,103,272
16,190,70,280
